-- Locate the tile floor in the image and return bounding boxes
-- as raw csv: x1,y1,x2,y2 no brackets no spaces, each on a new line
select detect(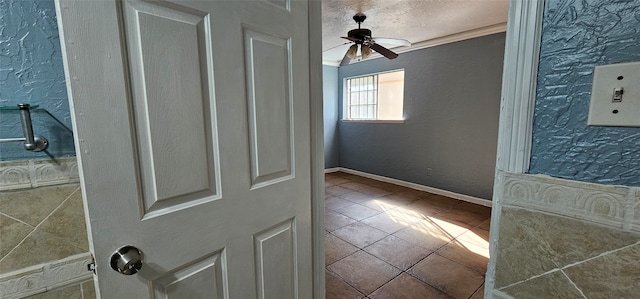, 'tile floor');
324,172,491,299
0,184,88,274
